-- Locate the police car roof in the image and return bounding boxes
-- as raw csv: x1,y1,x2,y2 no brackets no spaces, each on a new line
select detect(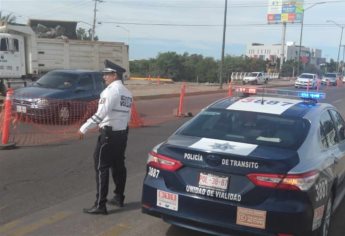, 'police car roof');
207,96,333,119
